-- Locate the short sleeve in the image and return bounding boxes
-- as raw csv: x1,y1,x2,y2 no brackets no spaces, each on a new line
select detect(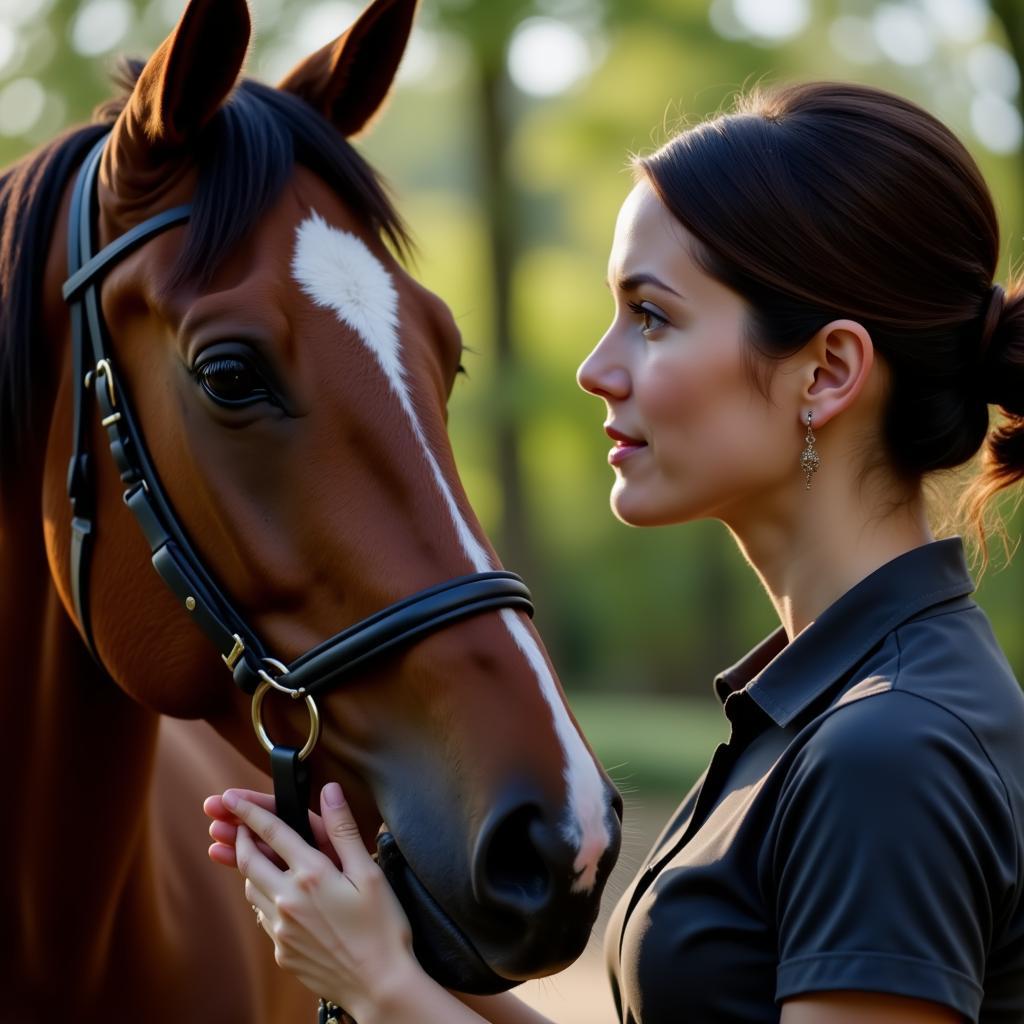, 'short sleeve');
769,689,1017,1021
